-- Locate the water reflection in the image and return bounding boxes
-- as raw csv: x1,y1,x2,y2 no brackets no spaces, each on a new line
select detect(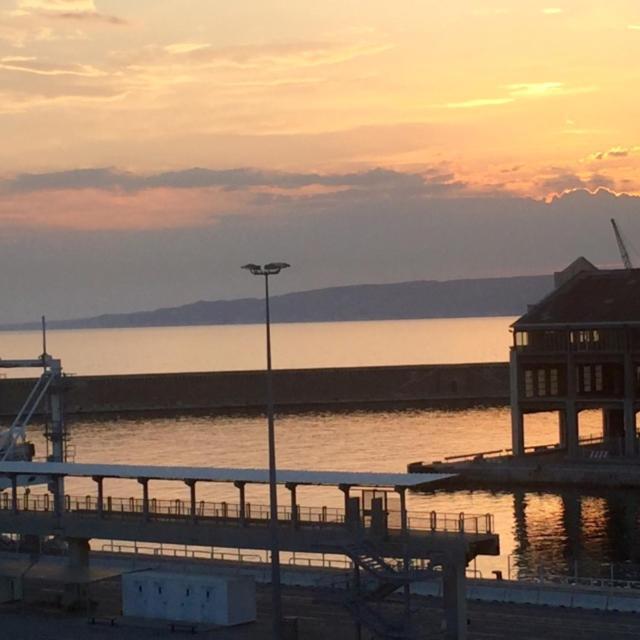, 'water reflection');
21,407,640,578
507,488,640,579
